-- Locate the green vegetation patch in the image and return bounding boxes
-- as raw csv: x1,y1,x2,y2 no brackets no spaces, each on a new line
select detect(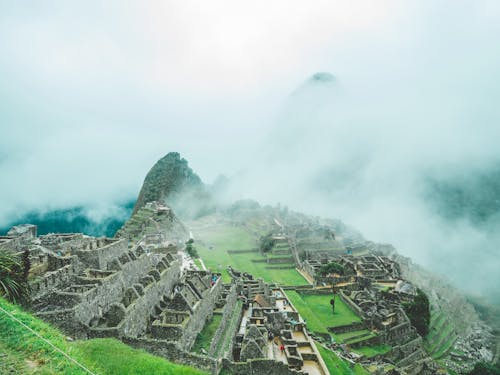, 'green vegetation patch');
74,338,206,375
353,344,392,358
193,223,307,285
316,343,369,375
285,291,362,334
192,313,222,354
0,297,206,374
